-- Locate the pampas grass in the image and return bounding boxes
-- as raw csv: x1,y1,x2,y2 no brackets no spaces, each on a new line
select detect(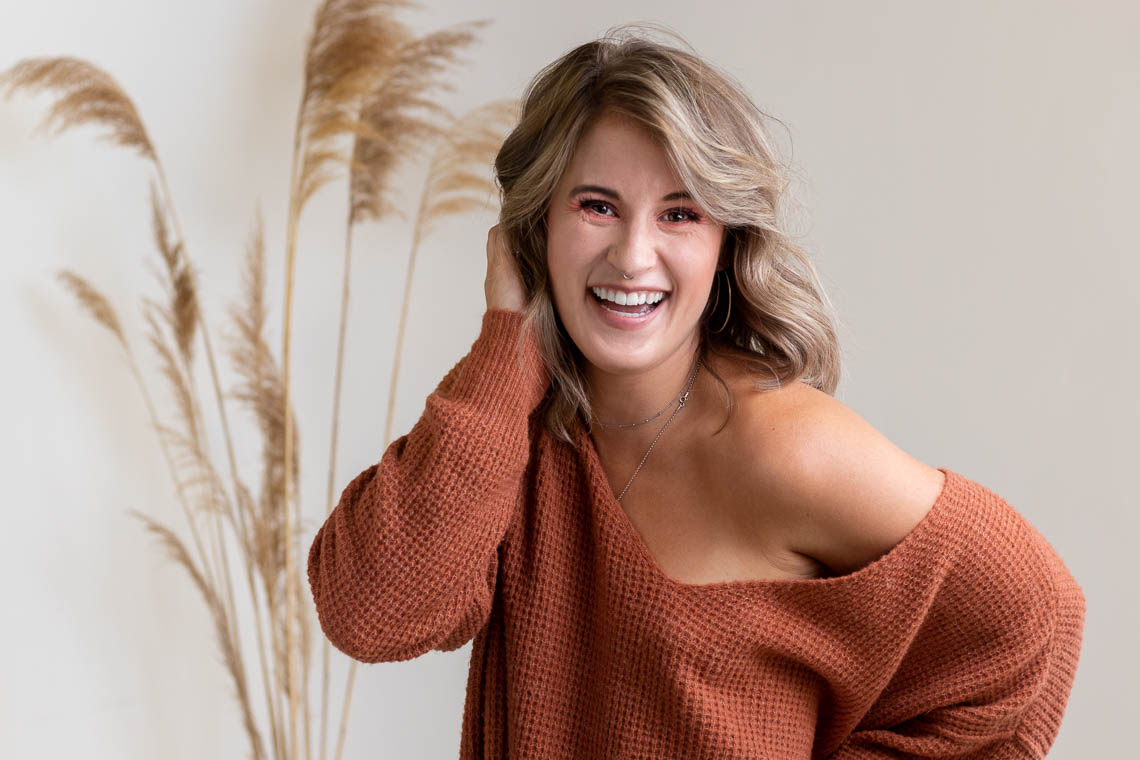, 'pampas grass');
2,2,516,758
